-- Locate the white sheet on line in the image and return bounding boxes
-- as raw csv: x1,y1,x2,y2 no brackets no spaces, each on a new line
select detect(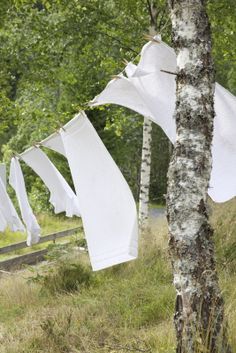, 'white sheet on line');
90,38,236,203
9,157,41,245
53,111,138,271
20,147,80,217
0,177,25,232
41,131,66,156
0,209,7,232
